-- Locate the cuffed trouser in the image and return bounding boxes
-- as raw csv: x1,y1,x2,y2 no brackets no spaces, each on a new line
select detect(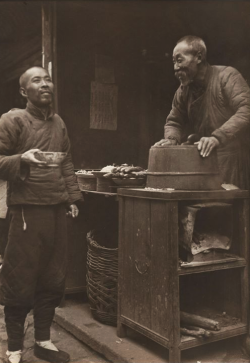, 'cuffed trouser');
0,204,68,351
